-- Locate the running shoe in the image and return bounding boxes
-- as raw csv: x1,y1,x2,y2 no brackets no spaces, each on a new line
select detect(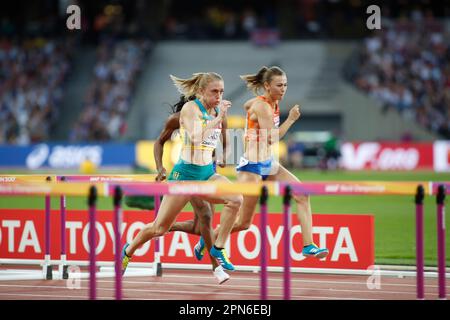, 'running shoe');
302,243,329,259
210,246,235,271
121,243,132,275
194,236,206,261
213,265,230,284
